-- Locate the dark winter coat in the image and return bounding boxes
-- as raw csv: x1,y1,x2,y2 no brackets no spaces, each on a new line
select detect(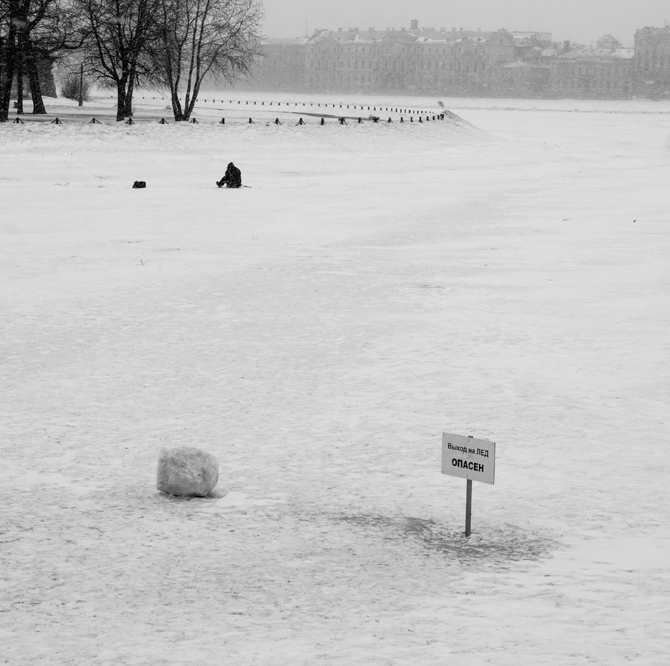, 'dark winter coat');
217,163,242,188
